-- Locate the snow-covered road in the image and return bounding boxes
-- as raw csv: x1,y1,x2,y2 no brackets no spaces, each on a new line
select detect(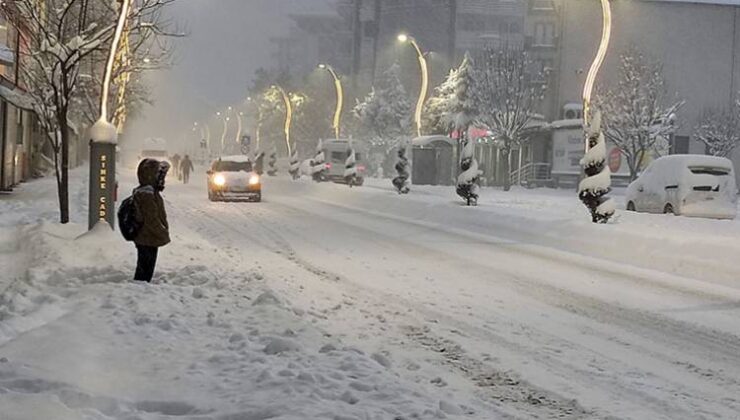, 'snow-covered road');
165,174,740,419
2,169,740,419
